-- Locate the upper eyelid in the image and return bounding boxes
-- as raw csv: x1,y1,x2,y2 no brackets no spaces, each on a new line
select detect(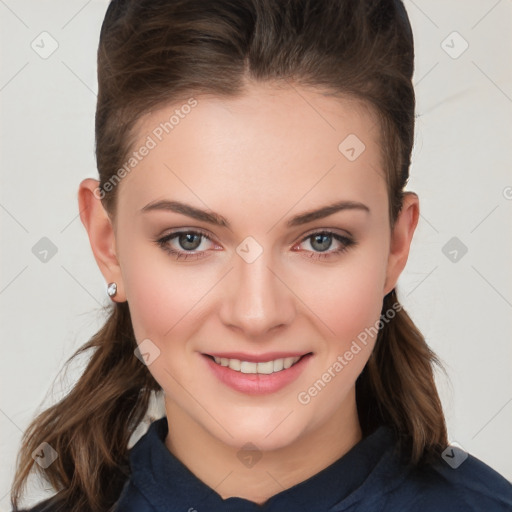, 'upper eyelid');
158,224,353,237
158,227,214,240
298,227,353,240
